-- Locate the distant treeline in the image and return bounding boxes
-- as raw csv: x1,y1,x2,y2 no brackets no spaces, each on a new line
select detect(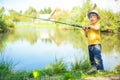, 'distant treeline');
0,7,52,32
0,0,120,32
